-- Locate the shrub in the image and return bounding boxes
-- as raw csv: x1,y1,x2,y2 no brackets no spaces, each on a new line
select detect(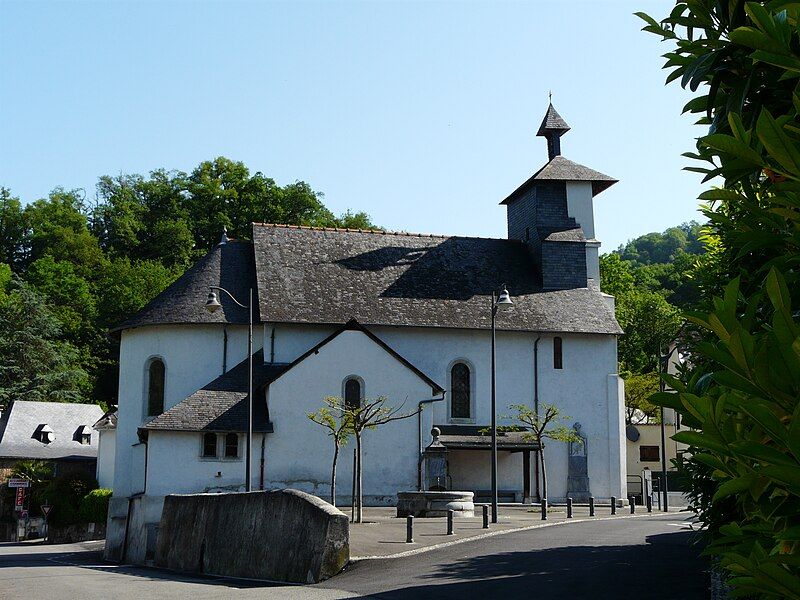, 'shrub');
79,488,112,524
